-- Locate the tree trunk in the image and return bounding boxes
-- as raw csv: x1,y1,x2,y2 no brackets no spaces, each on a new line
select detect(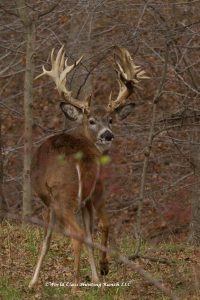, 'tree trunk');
190,130,200,245
0,108,7,221
191,178,200,245
23,22,35,218
17,0,36,218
